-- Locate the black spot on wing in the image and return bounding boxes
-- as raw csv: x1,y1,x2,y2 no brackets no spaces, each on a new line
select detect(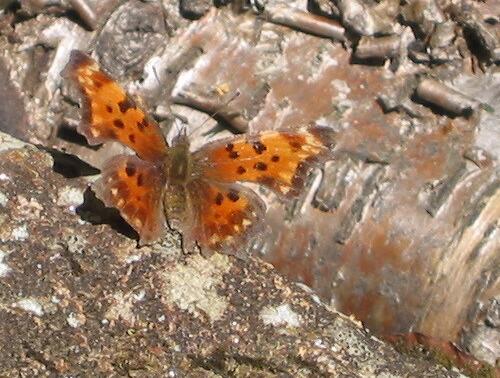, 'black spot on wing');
215,192,224,206
137,118,148,132
254,162,267,171
286,135,304,152
125,163,136,177
227,190,240,202
137,174,144,187
252,141,267,154
118,98,136,113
